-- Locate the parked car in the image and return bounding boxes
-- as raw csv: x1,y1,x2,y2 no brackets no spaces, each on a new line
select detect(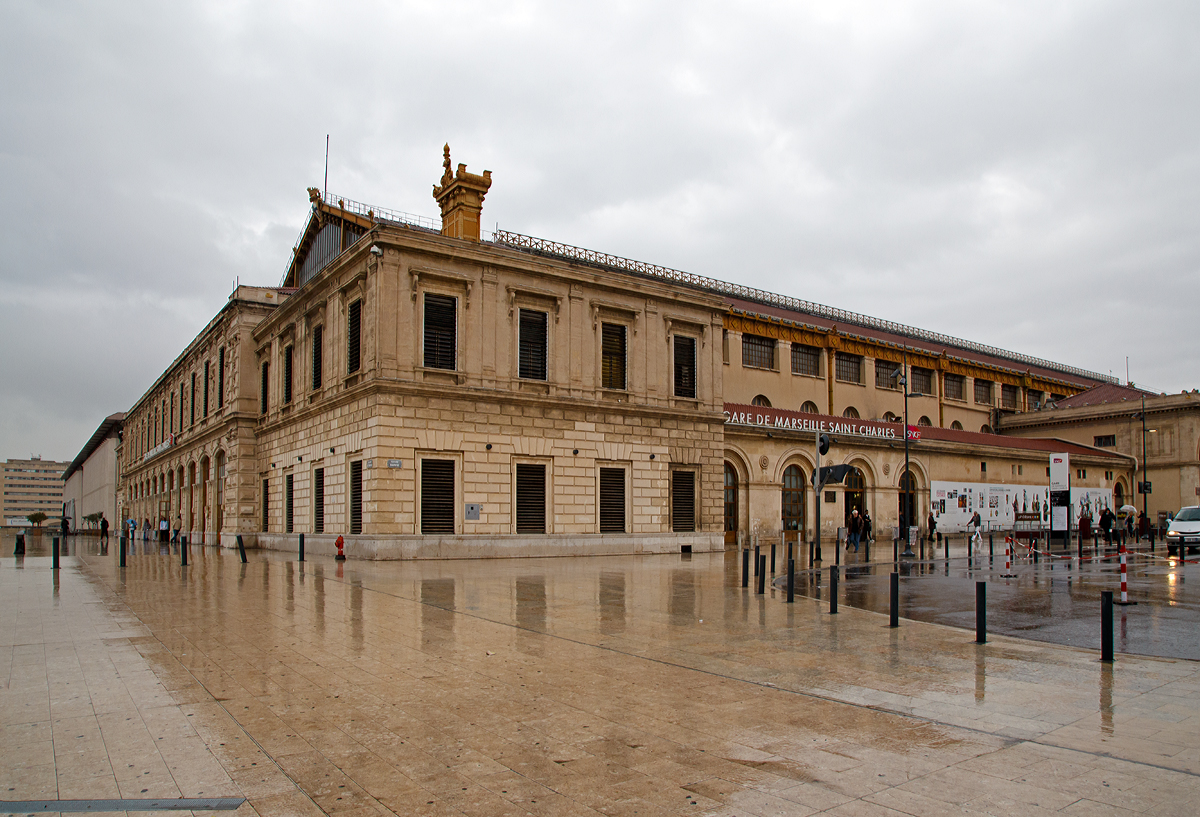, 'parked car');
1165,506,1200,556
